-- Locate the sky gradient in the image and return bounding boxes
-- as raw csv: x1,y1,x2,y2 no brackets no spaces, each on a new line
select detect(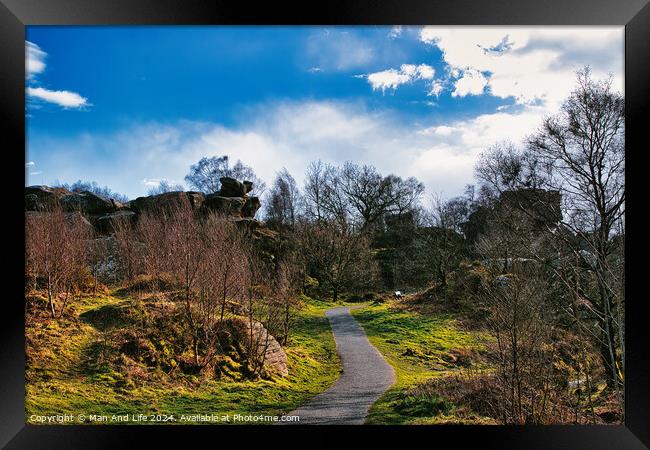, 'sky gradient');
25,26,623,200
